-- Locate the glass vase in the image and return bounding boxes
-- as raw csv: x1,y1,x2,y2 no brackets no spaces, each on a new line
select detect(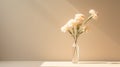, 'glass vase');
72,42,79,64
